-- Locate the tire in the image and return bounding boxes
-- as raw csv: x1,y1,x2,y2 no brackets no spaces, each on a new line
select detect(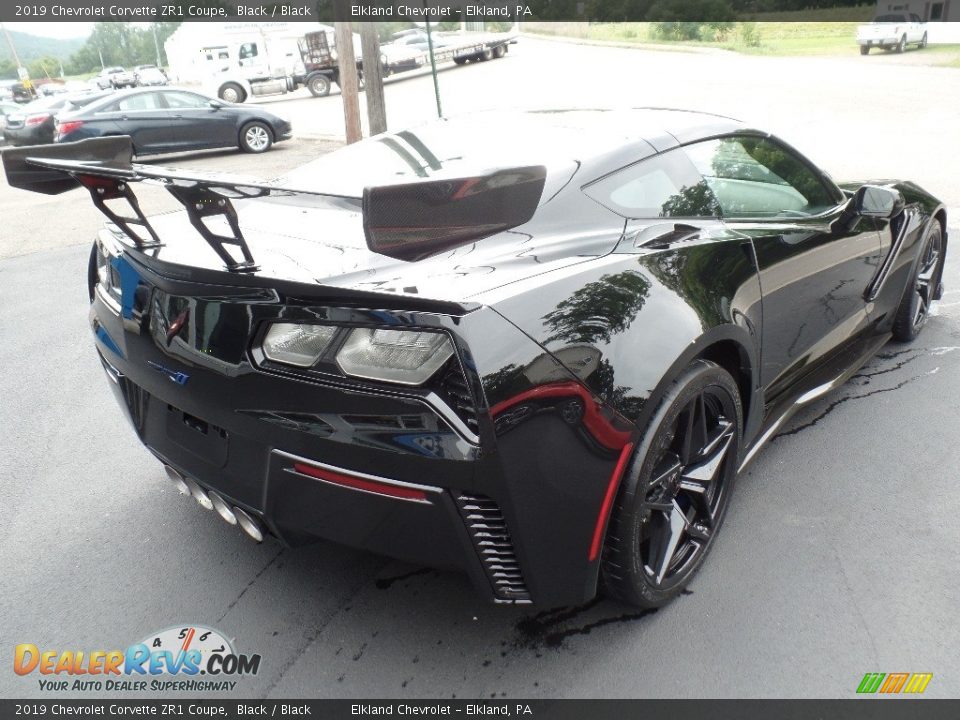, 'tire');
896,35,906,53
892,222,943,342
239,121,273,153
87,242,98,303
218,82,245,103
493,45,506,59
860,45,870,55
307,74,331,98
602,360,742,608
453,57,468,65
479,49,493,61
919,32,928,49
